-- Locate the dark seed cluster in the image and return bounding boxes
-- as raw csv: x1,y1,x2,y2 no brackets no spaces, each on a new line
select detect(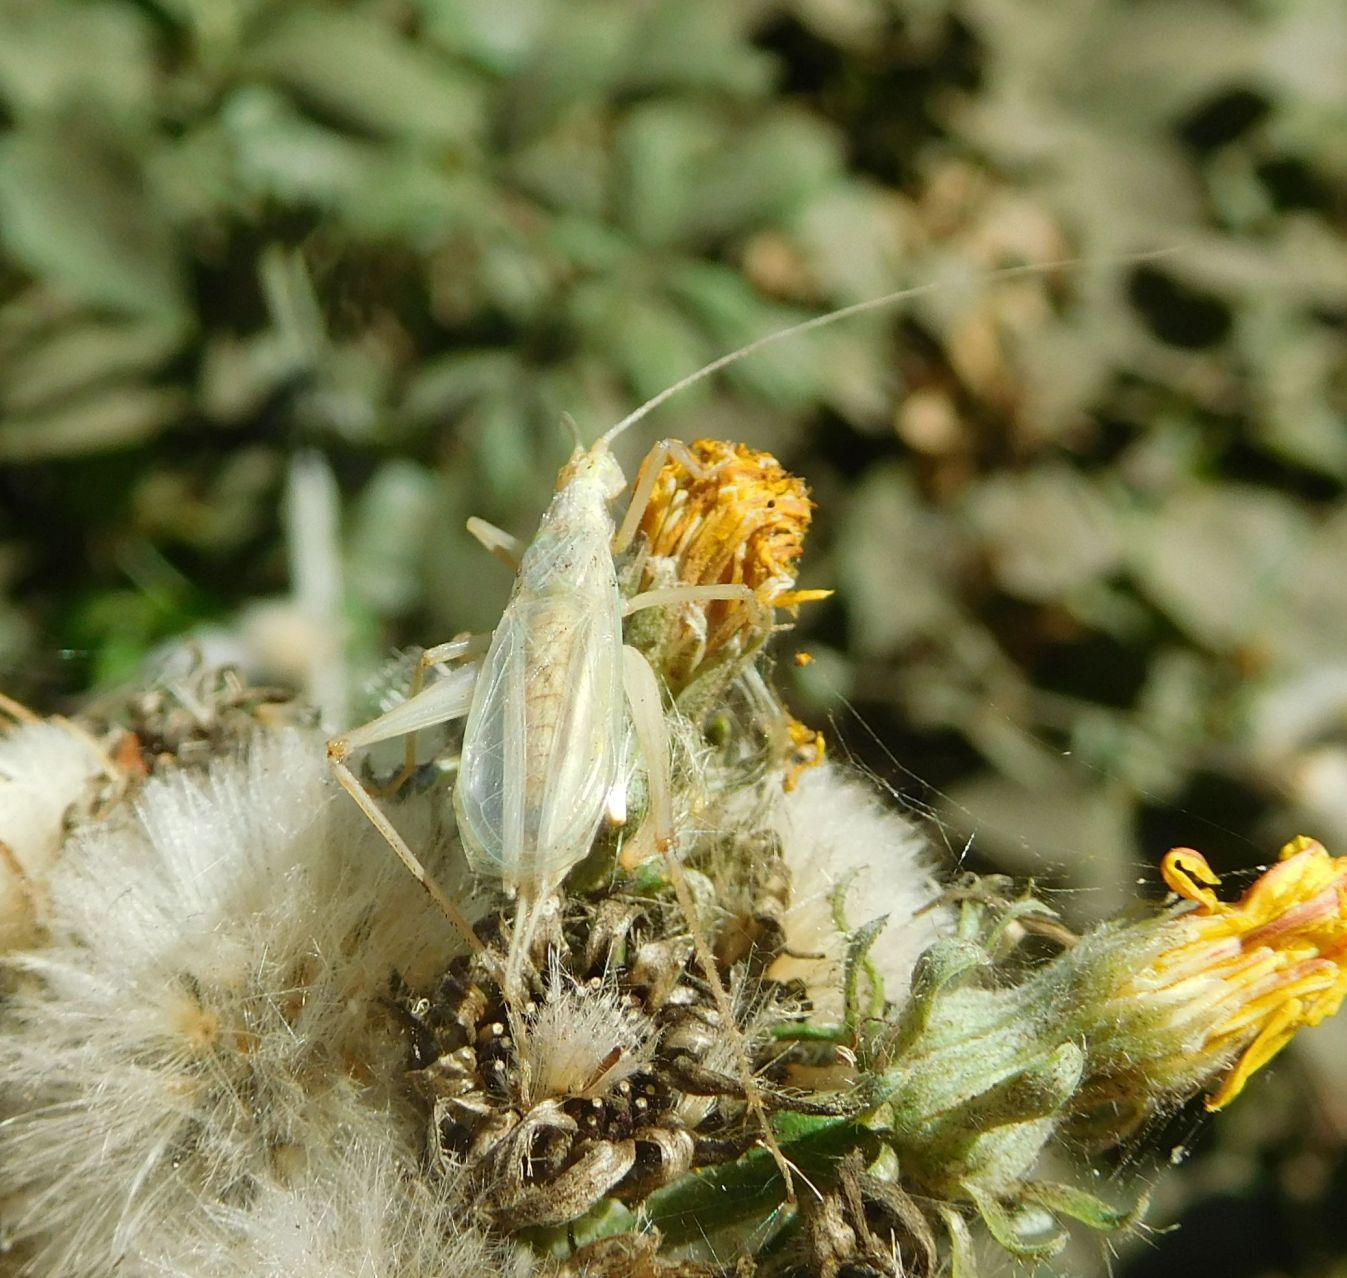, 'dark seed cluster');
393,894,799,1232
